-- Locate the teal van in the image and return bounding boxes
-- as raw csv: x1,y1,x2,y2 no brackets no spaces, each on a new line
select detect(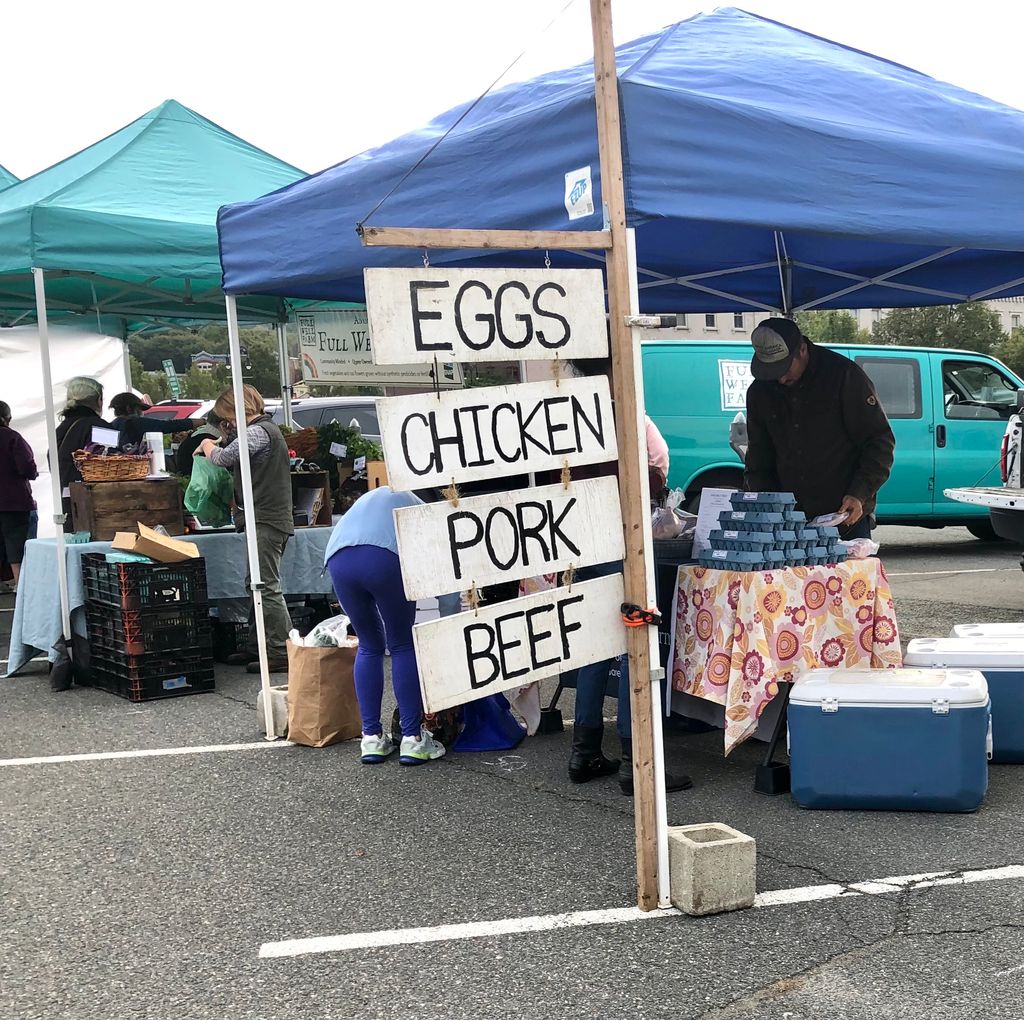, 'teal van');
642,341,1024,538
